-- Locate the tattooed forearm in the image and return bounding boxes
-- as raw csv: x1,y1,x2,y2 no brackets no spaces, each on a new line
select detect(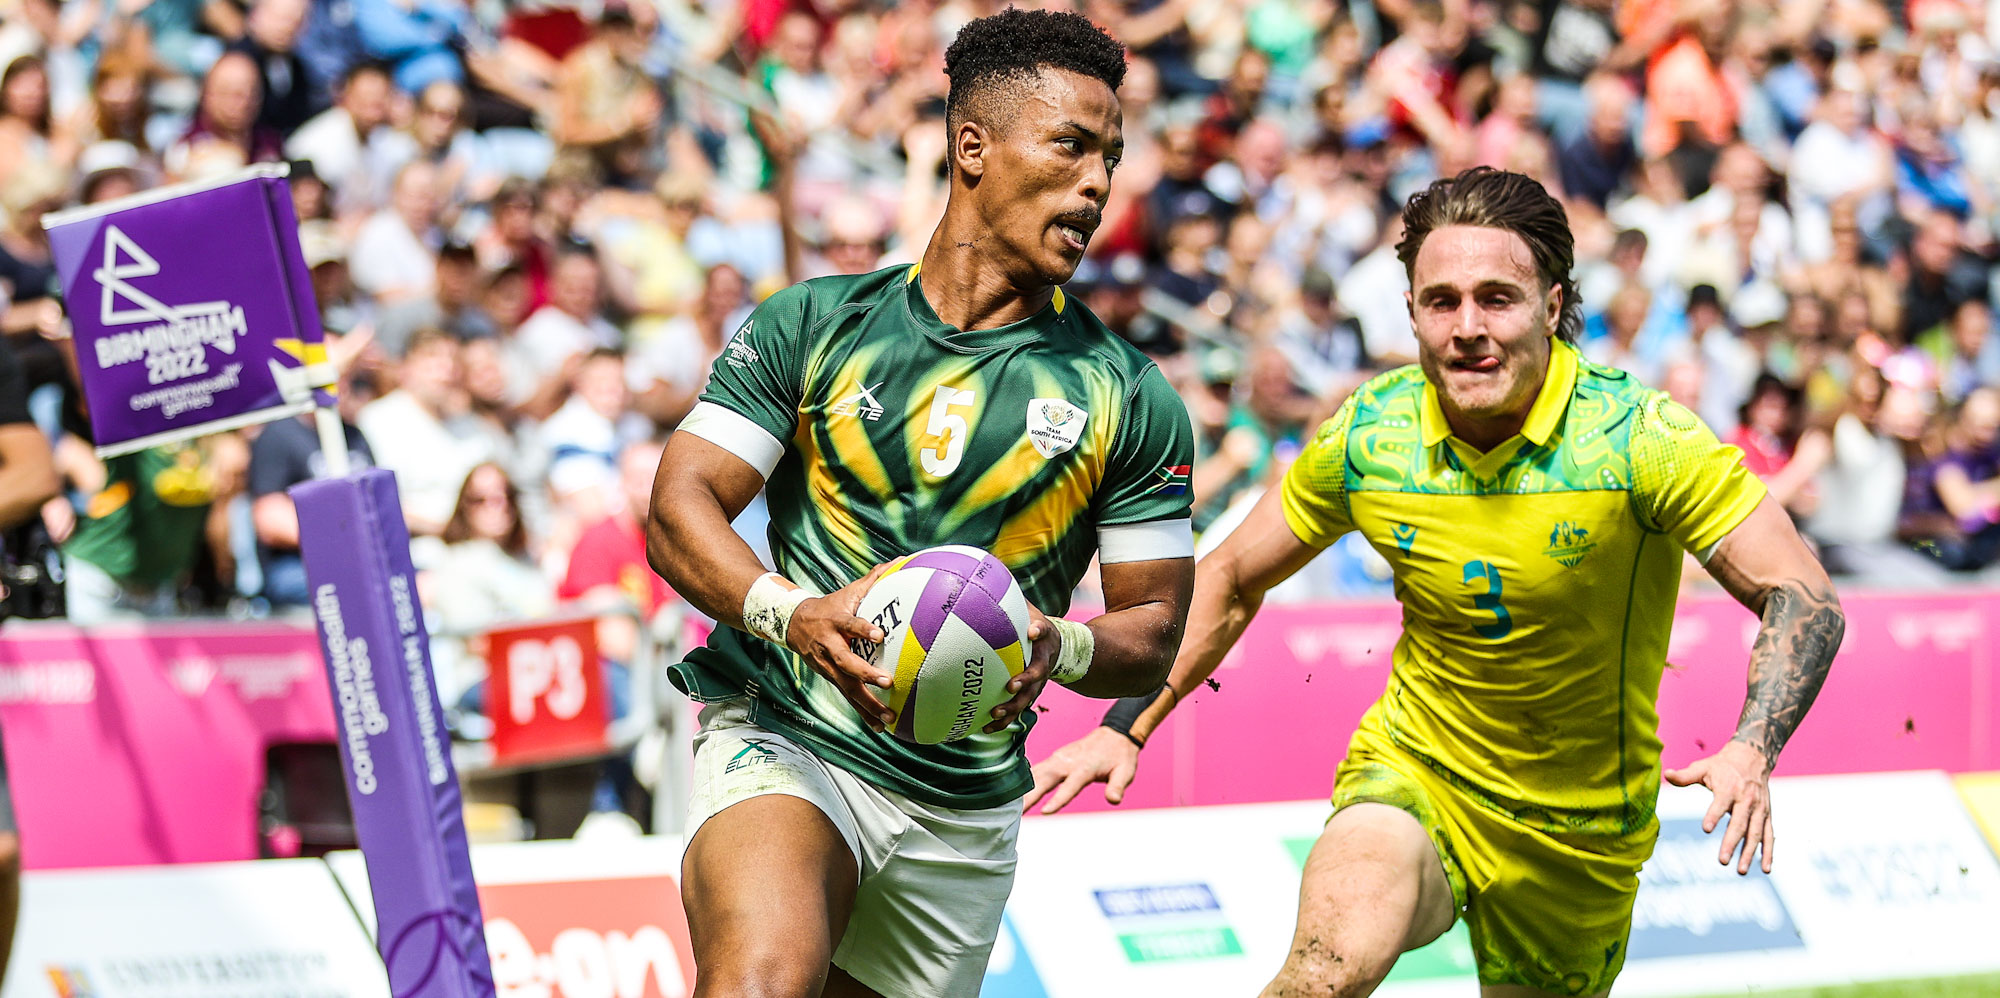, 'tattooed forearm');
1735,580,1844,766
